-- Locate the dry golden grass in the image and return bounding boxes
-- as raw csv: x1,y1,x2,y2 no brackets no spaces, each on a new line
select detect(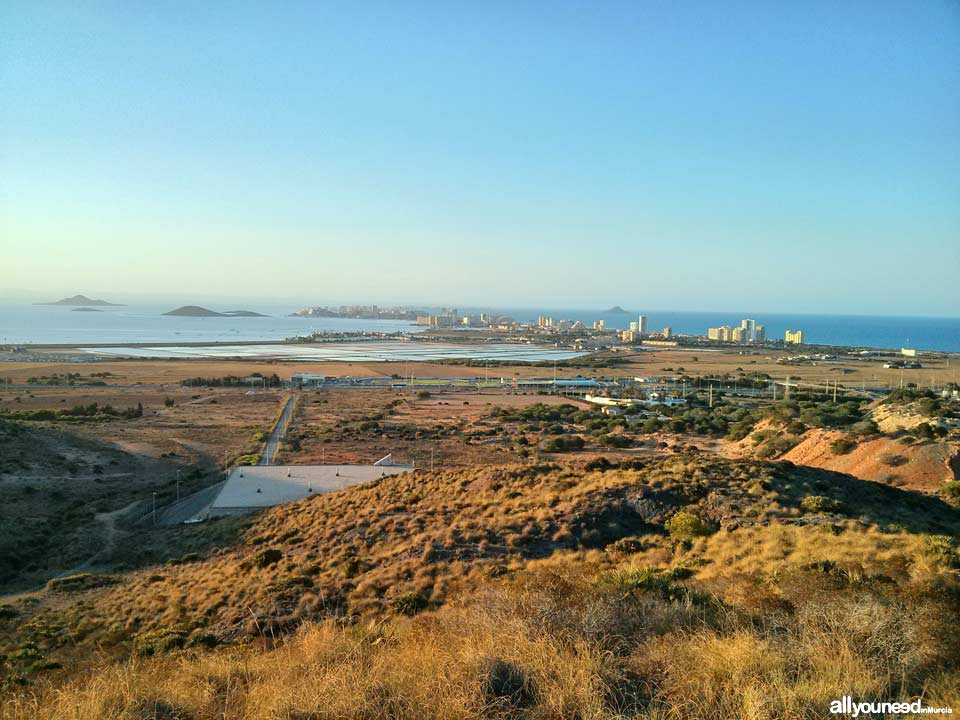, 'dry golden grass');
6,555,959,719
4,455,960,718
